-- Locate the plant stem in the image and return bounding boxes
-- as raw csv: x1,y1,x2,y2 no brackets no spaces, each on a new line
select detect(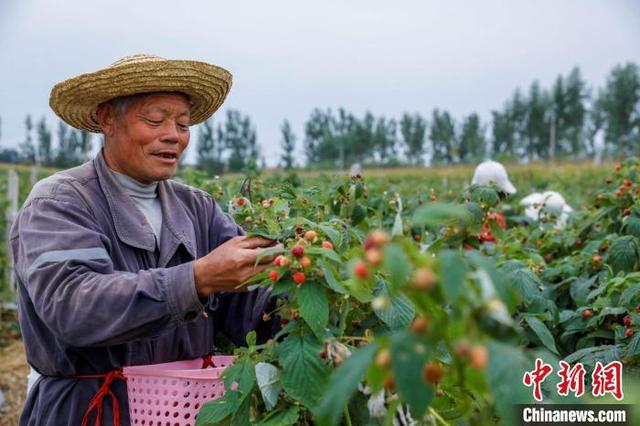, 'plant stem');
344,406,353,426
429,407,451,426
